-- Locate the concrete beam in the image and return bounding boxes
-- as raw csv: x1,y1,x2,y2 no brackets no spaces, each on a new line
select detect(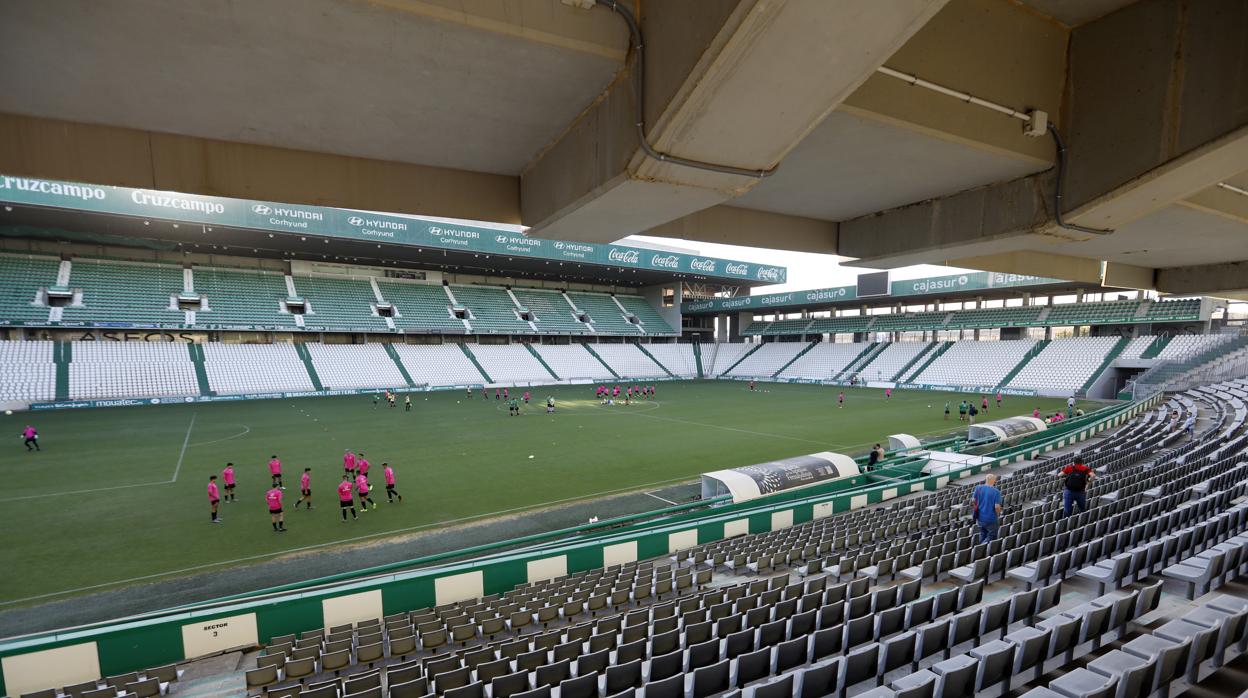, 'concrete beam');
949,250,1105,285
841,0,1066,167
644,205,837,254
521,0,949,242
0,113,519,224
1156,262,1248,297
838,0,1248,282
